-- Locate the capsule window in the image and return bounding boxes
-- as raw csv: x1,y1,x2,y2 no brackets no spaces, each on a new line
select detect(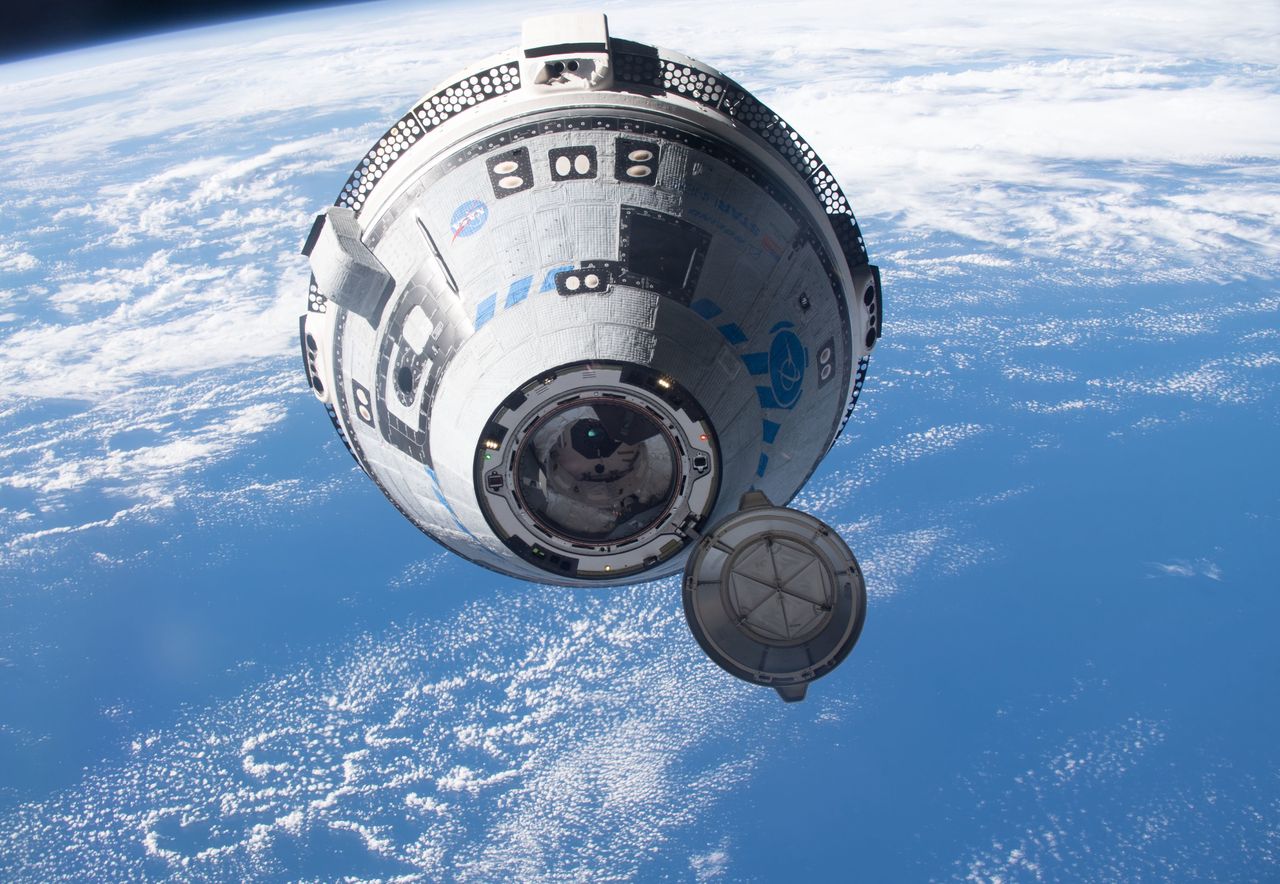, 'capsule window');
548,145,597,181
512,399,680,544
486,146,533,198
615,138,660,187
351,380,375,427
816,336,837,388
554,265,612,296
